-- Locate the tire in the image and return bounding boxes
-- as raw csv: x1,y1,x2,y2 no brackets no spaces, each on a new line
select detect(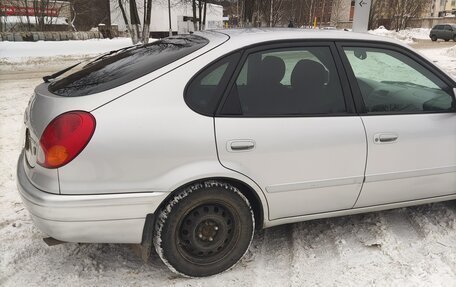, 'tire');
154,181,255,277
445,39,450,42
431,35,437,42
453,35,456,42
